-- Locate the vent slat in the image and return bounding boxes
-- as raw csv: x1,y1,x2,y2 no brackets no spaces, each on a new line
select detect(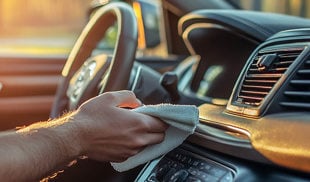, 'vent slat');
284,91,310,97
244,79,278,84
240,90,269,95
236,46,303,107
278,54,299,59
238,95,264,101
281,52,310,111
280,102,310,109
248,68,288,73
242,85,273,90
270,67,289,72
290,80,310,85
246,73,282,78
259,47,304,54
274,60,294,66
297,69,310,75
